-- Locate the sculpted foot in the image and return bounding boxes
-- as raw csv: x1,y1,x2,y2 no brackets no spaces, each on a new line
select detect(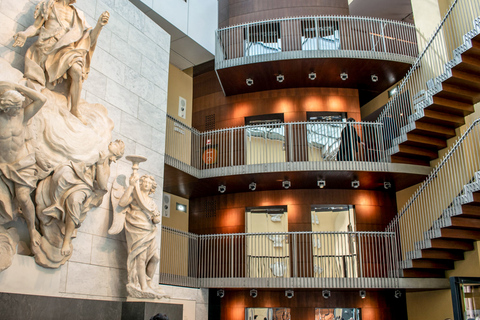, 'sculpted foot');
61,240,72,256
71,109,87,125
30,229,41,247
